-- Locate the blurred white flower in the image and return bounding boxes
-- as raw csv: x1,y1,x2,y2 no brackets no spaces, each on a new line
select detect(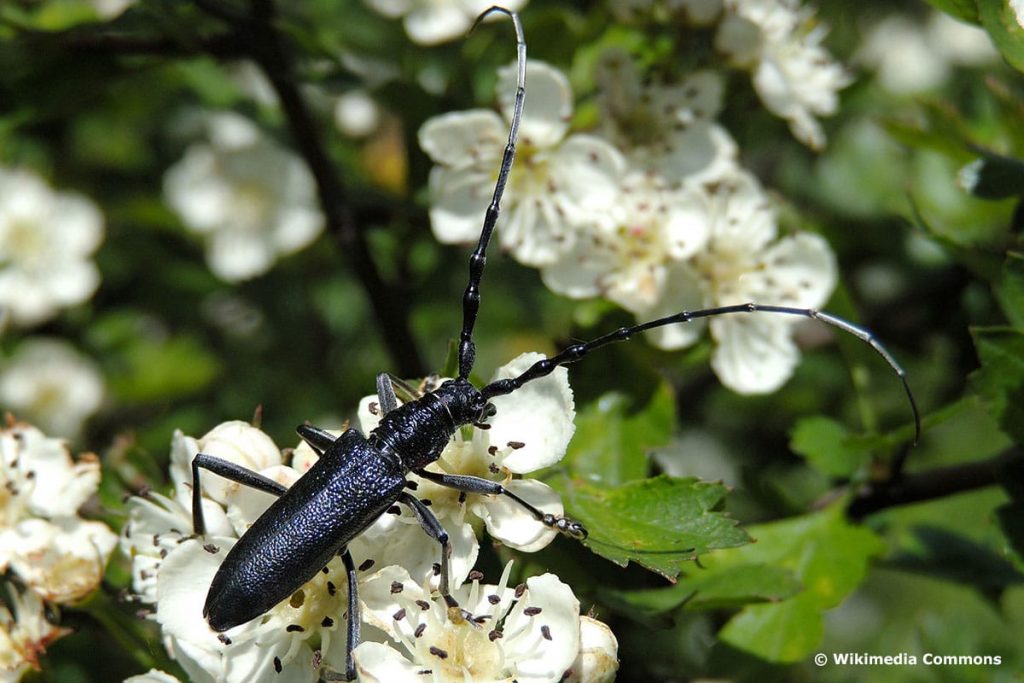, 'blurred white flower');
643,171,838,393
858,11,998,94
89,0,135,19
163,112,325,282
0,167,104,327
363,0,526,45
335,90,382,138
596,50,737,183
1014,0,1024,29
356,353,577,577
0,338,104,440
0,584,72,682
420,60,626,267
716,0,851,150
0,422,116,604
354,564,614,683
541,171,711,313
